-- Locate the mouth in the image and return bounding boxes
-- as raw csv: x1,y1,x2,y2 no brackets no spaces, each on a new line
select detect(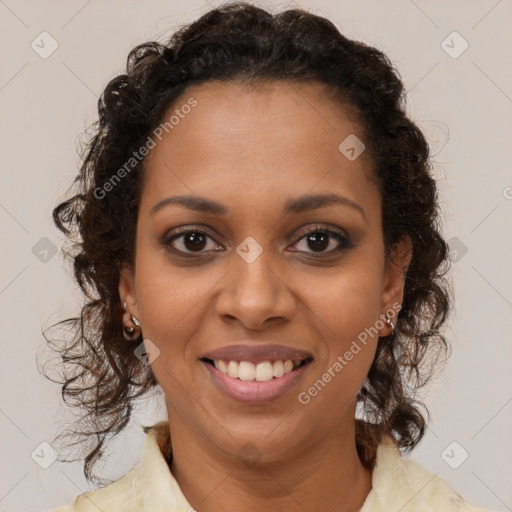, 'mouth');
200,357,313,382
200,356,313,404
